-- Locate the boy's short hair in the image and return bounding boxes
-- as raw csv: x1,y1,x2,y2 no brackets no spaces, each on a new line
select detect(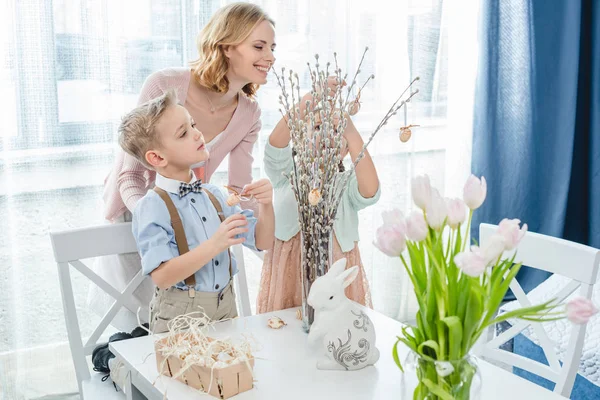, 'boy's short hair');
118,89,178,168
